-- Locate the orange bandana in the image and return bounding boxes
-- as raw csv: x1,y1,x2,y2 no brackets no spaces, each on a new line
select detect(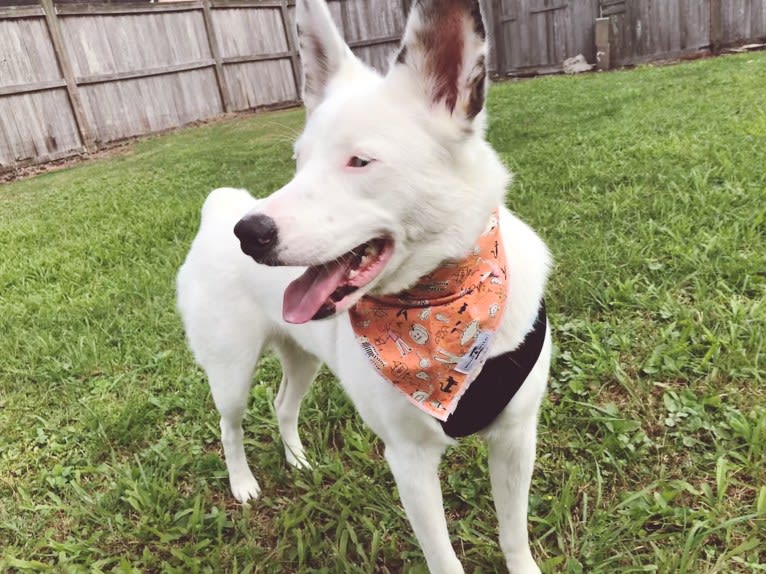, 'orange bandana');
349,211,507,421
